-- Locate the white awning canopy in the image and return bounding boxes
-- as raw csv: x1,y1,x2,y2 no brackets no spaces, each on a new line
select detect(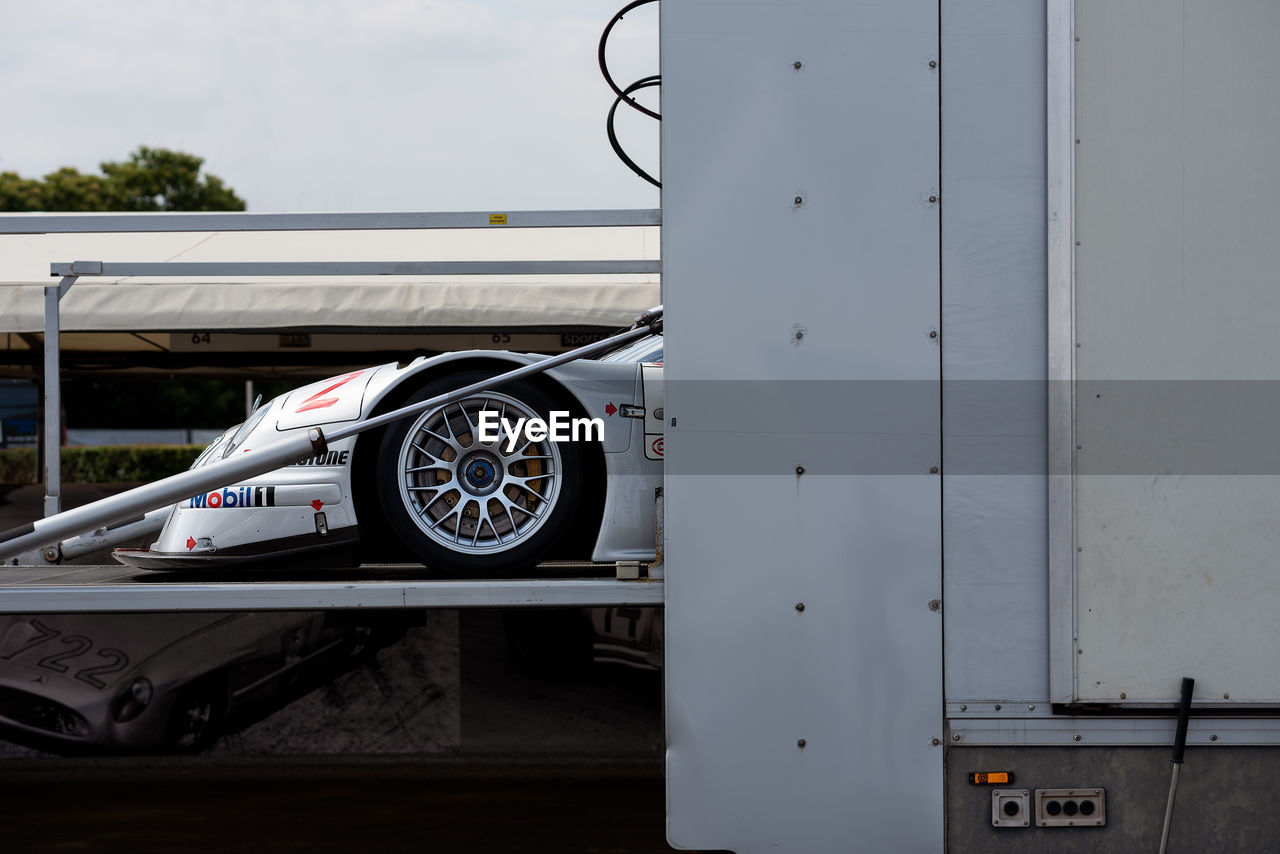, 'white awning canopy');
0,225,660,334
